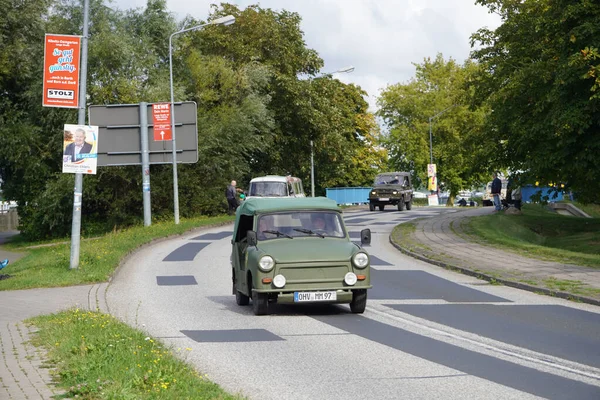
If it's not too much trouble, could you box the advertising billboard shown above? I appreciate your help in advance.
[43,34,81,108]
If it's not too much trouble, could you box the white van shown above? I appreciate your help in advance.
[247,175,305,198]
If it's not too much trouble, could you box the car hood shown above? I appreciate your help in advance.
[256,238,361,263]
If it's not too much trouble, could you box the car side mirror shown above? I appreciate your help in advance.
[247,231,257,247]
[360,228,371,246]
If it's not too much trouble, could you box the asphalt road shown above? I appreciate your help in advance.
[106,207,600,400]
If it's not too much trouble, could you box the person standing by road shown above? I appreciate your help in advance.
[491,172,502,212]
[226,180,239,215]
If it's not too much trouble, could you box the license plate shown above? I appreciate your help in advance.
[294,291,337,302]
[379,197,389,201]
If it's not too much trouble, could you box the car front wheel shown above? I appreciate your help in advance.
[350,289,367,313]
[369,202,375,211]
[236,290,250,306]
[397,198,405,211]
[252,290,269,315]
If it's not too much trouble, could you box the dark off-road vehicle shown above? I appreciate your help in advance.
[368,172,414,211]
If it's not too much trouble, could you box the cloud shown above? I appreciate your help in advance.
[113,0,501,109]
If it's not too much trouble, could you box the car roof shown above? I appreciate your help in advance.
[236,197,340,216]
[249,175,303,183]
[233,197,340,238]
[376,172,409,176]
[250,175,287,183]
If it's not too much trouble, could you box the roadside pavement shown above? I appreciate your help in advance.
[0,284,109,399]
[0,230,110,399]
[1,206,599,398]
[0,231,25,267]
[390,206,600,306]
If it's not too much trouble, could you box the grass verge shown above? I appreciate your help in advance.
[390,222,431,253]
[28,309,243,399]
[465,204,600,268]
[0,215,233,291]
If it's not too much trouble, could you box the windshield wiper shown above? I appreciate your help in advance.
[293,228,325,238]
[263,230,293,239]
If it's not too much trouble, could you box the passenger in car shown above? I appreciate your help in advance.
[257,217,274,240]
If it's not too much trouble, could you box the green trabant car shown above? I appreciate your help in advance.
[231,197,372,315]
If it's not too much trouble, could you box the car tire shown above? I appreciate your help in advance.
[350,289,367,313]
[236,290,250,306]
[369,202,375,211]
[252,290,269,315]
[406,200,412,210]
[397,198,405,211]
[378,205,384,211]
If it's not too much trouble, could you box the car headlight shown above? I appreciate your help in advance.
[273,274,286,288]
[352,252,369,268]
[344,272,357,286]
[392,191,398,194]
[371,191,376,195]
[258,255,275,272]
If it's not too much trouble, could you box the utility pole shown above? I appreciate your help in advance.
[69,0,90,269]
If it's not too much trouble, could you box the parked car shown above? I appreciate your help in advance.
[231,197,372,315]
[368,172,414,211]
[247,175,305,198]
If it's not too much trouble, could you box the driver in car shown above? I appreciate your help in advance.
[311,214,339,236]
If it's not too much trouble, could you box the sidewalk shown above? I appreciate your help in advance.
[0,229,111,399]
[390,206,600,306]
[0,231,25,267]
[0,283,109,399]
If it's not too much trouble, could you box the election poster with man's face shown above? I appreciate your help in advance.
[62,124,99,174]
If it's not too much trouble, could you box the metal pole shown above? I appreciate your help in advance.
[69,0,90,270]
[308,66,354,199]
[429,117,433,165]
[168,34,180,224]
[310,140,315,197]
[167,16,235,225]
[140,102,151,226]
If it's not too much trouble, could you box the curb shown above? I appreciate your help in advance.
[388,236,600,307]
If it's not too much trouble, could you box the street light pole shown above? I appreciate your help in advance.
[310,140,314,197]
[310,66,355,197]
[429,117,434,166]
[169,15,235,223]
[69,0,90,270]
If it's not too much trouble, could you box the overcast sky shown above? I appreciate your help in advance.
[113,0,501,109]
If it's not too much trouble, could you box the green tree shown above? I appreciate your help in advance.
[471,0,600,203]
[1,0,180,239]
[377,54,489,203]
[197,4,382,195]
[1,1,383,239]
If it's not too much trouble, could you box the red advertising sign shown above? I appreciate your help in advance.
[42,34,81,108]
[152,103,172,141]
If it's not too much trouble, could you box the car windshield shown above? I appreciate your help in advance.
[257,211,345,240]
[374,174,400,185]
[249,182,288,197]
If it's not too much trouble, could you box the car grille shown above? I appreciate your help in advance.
[373,189,394,196]
[277,263,350,290]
